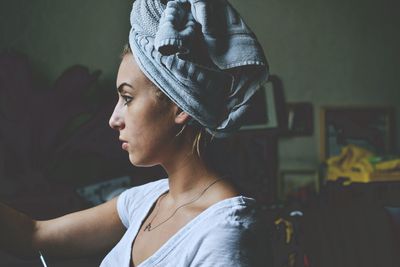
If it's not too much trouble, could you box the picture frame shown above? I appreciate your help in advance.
[240,81,282,131]
[320,106,395,161]
[279,169,319,202]
[285,102,314,136]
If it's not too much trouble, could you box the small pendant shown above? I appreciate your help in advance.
[144,223,152,232]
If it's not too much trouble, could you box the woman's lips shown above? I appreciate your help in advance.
[122,142,129,150]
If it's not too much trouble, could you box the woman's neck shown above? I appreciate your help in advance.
[161,148,220,205]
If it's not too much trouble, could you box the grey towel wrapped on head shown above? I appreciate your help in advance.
[129,0,268,137]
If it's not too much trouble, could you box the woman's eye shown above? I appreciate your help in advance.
[121,95,133,105]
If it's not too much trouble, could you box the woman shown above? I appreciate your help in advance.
[0,0,268,266]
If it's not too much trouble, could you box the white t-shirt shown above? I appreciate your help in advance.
[100,179,266,267]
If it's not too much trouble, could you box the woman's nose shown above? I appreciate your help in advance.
[109,106,125,131]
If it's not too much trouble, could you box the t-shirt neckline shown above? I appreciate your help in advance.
[130,179,255,267]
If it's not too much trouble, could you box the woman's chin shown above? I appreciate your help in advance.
[128,153,154,167]
[128,154,140,166]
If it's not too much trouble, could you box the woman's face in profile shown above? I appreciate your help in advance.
[109,53,176,167]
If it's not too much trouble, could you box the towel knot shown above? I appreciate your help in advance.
[129,0,269,137]
[155,0,197,56]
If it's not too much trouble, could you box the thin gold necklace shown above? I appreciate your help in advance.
[143,178,223,232]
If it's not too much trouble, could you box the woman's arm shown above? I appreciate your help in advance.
[0,197,126,259]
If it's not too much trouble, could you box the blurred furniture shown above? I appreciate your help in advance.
[301,180,400,267]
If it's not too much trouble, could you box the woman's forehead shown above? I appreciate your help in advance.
[116,54,152,90]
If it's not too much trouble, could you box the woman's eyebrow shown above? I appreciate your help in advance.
[117,82,134,93]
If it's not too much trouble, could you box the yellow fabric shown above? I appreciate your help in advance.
[326,145,400,183]
[375,159,400,172]
[274,218,294,244]
[326,145,374,172]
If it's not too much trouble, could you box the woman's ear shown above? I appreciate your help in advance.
[173,106,191,124]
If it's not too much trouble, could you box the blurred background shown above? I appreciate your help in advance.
[1,0,399,266]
